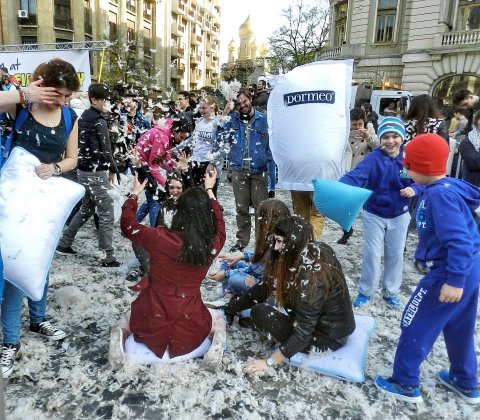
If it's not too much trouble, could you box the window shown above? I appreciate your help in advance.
[334,1,348,46]
[144,28,151,55]
[54,0,72,29]
[375,0,398,43]
[127,0,136,14]
[109,11,118,39]
[433,74,480,107]
[144,0,153,20]
[84,0,92,35]
[19,0,37,24]
[127,20,136,43]
[457,0,480,31]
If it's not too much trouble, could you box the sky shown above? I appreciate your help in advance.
[218,0,319,64]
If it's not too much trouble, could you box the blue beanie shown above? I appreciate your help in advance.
[377,117,406,141]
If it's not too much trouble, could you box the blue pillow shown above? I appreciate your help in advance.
[285,314,376,382]
[312,179,372,231]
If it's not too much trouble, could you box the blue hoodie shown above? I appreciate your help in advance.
[339,147,419,218]
[415,178,480,288]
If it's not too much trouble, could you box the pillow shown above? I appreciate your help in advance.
[0,147,85,300]
[312,178,372,231]
[285,314,376,382]
[268,60,353,191]
[125,335,212,365]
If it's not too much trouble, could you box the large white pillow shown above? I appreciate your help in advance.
[285,314,376,382]
[0,147,85,300]
[268,60,353,191]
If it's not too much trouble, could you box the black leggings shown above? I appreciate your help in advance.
[250,303,347,353]
[190,161,219,195]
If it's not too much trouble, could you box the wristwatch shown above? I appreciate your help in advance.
[266,357,275,367]
[52,163,61,176]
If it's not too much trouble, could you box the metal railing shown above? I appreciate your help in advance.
[0,40,111,52]
[318,46,341,60]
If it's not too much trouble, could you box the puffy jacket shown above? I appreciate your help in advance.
[222,111,272,173]
[225,242,355,358]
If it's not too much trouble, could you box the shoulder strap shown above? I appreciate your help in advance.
[62,106,73,138]
[2,107,30,163]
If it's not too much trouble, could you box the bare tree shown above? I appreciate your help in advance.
[268,0,330,73]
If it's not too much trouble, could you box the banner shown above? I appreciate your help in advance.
[0,50,91,91]
[268,60,353,191]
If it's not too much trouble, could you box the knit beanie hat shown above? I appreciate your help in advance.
[402,133,449,176]
[377,117,406,141]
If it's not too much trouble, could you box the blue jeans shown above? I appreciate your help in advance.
[0,251,4,303]
[221,260,260,296]
[359,211,410,297]
[1,278,49,345]
[136,191,161,227]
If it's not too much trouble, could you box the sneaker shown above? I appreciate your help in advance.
[229,243,244,253]
[353,293,371,308]
[56,246,76,255]
[337,228,353,245]
[203,329,226,372]
[30,320,68,341]
[126,268,143,282]
[438,370,480,404]
[374,376,423,403]
[0,344,22,378]
[101,259,121,268]
[204,294,233,309]
[415,260,429,274]
[383,296,402,309]
[108,327,126,370]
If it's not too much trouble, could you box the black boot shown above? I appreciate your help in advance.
[337,228,353,245]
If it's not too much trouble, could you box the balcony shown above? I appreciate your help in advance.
[171,45,179,57]
[54,16,73,30]
[178,46,185,55]
[437,29,480,47]
[318,46,341,60]
[186,9,195,21]
[171,67,179,79]
[172,0,185,14]
[206,59,215,70]
[212,25,219,34]
[190,32,202,46]
[178,63,185,75]
[190,53,199,66]
[171,22,179,35]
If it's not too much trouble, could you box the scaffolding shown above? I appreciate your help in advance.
[0,40,112,52]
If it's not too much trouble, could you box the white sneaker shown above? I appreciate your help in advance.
[203,330,226,372]
[108,327,126,370]
[0,344,22,378]
[204,294,233,309]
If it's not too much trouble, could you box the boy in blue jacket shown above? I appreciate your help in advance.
[340,117,420,308]
[375,133,480,404]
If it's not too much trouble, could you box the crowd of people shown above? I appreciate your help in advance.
[0,58,479,408]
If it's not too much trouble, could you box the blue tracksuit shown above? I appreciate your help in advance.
[393,178,480,388]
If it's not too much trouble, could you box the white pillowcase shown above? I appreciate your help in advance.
[0,147,85,300]
[125,335,212,365]
[286,314,376,382]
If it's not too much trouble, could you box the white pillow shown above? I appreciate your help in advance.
[285,314,376,382]
[268,60,353,191]
[0,147,85,300]
[125,335,212,365]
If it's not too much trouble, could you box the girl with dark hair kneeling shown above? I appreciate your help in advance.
[224,216,356,376]
[109,168,227,370]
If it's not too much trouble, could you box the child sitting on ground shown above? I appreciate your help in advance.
[340,117,421,309]
[375,133,480,405]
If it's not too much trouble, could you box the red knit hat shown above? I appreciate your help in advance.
[403,133,450,176]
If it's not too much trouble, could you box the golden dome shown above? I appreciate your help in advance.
[228,38,236,51]
[239,14,255,37]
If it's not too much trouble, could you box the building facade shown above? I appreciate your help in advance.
[319,0,480,106]
[0,0,221,91]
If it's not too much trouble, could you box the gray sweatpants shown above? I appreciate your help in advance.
[59,170,115,260]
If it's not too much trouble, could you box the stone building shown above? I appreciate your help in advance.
[0,0,221,91]
[221,14,269,86]
[319,0,480,106]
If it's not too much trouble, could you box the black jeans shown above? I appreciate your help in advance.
[250,303,347,354]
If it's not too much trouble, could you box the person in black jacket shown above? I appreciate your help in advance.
[224,216,356,376]
[57,83,121,266]
[459,110,480,187]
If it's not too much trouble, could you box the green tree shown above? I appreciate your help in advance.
[268,0,330,72]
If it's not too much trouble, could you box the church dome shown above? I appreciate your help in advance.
[228,38,236,51]
[239,14,255,37]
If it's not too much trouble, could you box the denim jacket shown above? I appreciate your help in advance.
[221,111,272,173]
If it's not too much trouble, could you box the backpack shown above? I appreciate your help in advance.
[0,106,73,169]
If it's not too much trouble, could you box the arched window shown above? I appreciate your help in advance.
[432,74,480,107]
